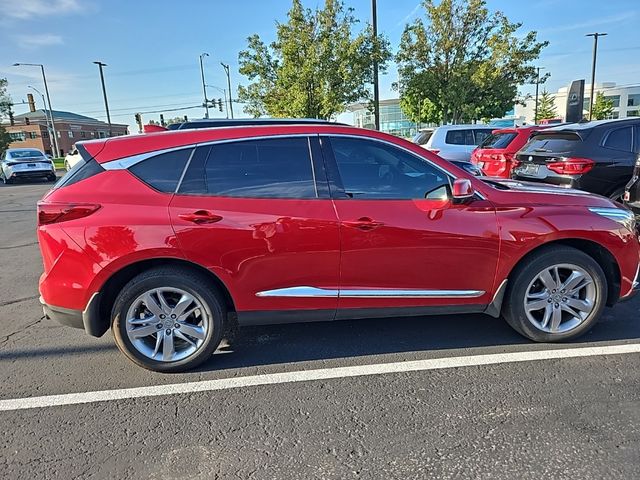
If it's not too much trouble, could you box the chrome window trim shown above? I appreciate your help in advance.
[256,286,485,299]
[319,133,487,201]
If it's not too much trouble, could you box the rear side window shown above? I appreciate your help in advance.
[413,130,433,145]
[603,127,632,152]
[129,148,192,193]
[445,129,474,145]
[520,133,580,155]
[478,132,517,149]
[54,147,104,189]
[474,129,492,145]
[179,137,317,198]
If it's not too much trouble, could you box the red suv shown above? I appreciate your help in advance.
[38,124,640,372]
[471,126,546,178]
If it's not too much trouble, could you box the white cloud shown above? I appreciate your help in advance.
[0,0,84,19]
[539,12,635,34]
[397,3,423,28]
[15,34,64,48]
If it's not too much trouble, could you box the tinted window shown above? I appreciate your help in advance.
[412,130,433,145]
[329,137,450,200]
[54,158,104,189]
[445,129,474,145]
[129,148,192,193]
[179,137,316,198]
[474,129,493,145]
[603,127,632,152]
[477,132,517,149]
[520,133,580,155]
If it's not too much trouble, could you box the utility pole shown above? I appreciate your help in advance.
[534,66,545,125]
[28,85,55,152]
[221,62,234,119]
[586,32,607,121]
[199,53,210,119]
[93,61,112,137]
[13,63,60,157]
[371,0,380,130]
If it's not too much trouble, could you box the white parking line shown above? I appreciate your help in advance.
[1,343,639,412]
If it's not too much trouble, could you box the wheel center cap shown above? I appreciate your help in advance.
[163,319,174,329]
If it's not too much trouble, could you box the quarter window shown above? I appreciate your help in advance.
[328,137,450,200]
[178,137,317,198]
[603,127,632,152]
[445,129,474,145]
[129,148,193,193]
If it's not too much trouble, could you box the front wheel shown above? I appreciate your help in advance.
[502,246,607,342]
[112,267,226,372]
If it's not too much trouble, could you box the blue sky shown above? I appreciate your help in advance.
[1,0,639,131]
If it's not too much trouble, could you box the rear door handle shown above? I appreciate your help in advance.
[178,210,223,224]
[342,217,384,231]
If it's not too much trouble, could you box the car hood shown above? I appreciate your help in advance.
[481,178,618,208]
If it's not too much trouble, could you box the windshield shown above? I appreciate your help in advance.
[8,150,45,159]
[412,130,433,145]
[478,132,517,149]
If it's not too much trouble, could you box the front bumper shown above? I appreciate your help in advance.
[620,263,640,302]
[40,292,106,337]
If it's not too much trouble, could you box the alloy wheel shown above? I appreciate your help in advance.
[524,263,597,334]
[125,287,210,362]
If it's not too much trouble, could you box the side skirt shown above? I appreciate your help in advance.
[237,304,487,327]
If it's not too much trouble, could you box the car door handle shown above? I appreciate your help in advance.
[178,210,223,224]
[342,217,384,231]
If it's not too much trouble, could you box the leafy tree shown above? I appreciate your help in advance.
[396,0,548,124]
[591,92,614,120]
[535,90,557,122]
[0,78,13,153]
[237,0,391,119]
[149,116,186,126]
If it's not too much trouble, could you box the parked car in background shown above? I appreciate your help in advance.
[415,125,495,163]
[513,118,640,202]
[64,146,83,171]
[38,123,639,372]
[471,126,547,178]
[1,148,56,184]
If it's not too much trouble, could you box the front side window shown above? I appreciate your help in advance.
[603,127,632,152]
[129,148,193,193]
[328,136,450,200]
[179,137,317,198]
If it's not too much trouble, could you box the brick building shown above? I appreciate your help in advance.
[2,110,128,156]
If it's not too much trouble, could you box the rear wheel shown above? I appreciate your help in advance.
[502,246,607,342]
[111,267,226,372]
[1,171,11,184]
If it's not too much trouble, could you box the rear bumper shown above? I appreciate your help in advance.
[40,292,106,337]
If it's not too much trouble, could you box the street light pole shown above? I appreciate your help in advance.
[586,32,607,121]
[199,53,210,119]
[28,85,54,153]
[221,63,234,119]
[371,0,380,130]
[93,61,112,137]
[13,63,60,157]
[534,66,545,125]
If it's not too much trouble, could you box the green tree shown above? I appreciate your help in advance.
[591,92,614,120]
[0,78,13,153]
[237,0,391,119]
[396,0,548,124]
[535,90,557,122]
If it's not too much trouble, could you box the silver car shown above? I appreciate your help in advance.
[1,148,57,184]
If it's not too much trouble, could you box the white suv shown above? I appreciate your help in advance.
[413,125,494,162]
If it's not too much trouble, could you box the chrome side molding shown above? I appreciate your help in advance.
[256,286,485,299]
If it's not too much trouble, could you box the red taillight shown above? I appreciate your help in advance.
[37,202,101,226]
[547,157,595,175]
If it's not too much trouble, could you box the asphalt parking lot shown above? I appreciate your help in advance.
[1,181,640,479]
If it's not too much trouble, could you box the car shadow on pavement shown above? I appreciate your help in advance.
[0,343,118,361]
[195,298,640,373]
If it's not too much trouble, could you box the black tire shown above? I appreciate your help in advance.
[1,172,11,185]
[502,246,607,342]
[111,267,226,372]
[47,174,57,182]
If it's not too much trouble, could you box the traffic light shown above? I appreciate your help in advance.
[218,98,223,112]
[160,114,165,127]
[183,115,188,122]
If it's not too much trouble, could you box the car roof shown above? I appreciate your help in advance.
[171,118,345,130]
[547,117,640,132]
[6,148,45,152]
[433,124,493,130]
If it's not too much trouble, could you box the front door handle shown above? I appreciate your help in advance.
[342,217,384,231]
[178,210,223,224]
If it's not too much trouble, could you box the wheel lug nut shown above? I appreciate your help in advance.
[547,299,552,303]
[175,323,180,329]
[166,329,172,335]
[160,314,165,319]
[554,303,559,308]
[156,324,162,329]
[562,297,567,302]
[171,314,176,319]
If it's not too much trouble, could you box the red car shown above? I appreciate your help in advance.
[38,123,640,372]
[471,126,546,178]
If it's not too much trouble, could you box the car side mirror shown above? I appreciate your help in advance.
[451,178,475,202]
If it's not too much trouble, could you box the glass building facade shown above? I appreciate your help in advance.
[350,99,423,139]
